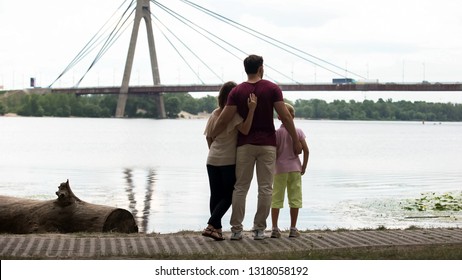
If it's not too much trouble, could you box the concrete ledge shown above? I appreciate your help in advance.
[1,228,461,259]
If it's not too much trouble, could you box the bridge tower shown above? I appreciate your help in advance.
[115,0,166,118]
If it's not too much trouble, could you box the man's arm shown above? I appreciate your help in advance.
[274,101,302,155]
[210,105,237,139]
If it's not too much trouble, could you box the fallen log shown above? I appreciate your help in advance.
[0,180,138,234]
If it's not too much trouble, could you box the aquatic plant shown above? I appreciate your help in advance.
[403,191,462,212]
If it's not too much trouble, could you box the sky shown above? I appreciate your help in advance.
[1,0,462,102]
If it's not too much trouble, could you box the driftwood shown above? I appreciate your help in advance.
[0,180,138,234]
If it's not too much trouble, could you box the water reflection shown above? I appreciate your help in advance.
[124,168,156,233]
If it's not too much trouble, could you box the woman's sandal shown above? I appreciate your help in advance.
[202,227,225,241]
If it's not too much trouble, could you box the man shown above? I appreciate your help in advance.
[211,54,302,240]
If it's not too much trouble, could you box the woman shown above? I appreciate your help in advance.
[202,81,257,240]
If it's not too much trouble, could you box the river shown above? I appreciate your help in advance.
[1,117,461,233]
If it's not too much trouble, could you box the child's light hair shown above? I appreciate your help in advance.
[285,103,295,118]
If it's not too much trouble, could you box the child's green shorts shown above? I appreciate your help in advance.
[271,171,303,208]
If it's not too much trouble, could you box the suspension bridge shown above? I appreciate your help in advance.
[41,0,462,118]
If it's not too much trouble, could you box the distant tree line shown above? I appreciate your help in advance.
[1,91,462,121]
[292,98,462,121]
[0,92,217,118]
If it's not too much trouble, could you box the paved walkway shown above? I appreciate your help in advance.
[1,228,461,259]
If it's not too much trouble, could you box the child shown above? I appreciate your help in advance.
[271,103,309,238]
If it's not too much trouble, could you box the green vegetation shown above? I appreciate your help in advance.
[0,91,217,118]
[0,100,5,115]
[292,98,462,121]
[403,191,462,212]
[1,91,462,121]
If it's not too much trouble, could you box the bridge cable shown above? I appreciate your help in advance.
[151,0,297,83]
[180,0,357,79]
[74,18,133,87]
[150,11,223,83]
[151,16,204,84]
[181,0,367,80]
[75,4,136,87]
[49,0,134,87]
[151,1,242,60]
[152,0,296,83]
[49,0,135,87]
[180,0,343,78]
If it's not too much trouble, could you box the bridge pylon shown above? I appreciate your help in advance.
[115,0,166,118]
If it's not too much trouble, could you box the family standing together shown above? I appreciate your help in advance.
[203,54,310,241]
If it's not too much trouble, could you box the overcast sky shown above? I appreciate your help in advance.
[1,0,461,101]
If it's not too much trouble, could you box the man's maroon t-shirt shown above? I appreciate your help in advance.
[226,80,284,147]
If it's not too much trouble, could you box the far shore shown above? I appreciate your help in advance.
[1,113,19,117]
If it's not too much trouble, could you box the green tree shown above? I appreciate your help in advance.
[361,100,377,119]
[299,105,313,118]
[311,99,329,119]
[164,96,181,118]
[338,106,352,120]
[99,96,118,116]
[294,99,313,118]
[197,95,217,113]
[181,95,199,114]
[82,103,102,117]
[0,102,4,115]
[377,98,391,119]
[19,94,44,116]
[3,90,462,121]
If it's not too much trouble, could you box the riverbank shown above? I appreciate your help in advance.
[1,227,461,259]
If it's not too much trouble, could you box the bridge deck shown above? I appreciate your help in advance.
[47,83,462,95]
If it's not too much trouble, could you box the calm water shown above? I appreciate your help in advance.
[1,117,461,233]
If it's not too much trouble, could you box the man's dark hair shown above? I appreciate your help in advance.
[244,55,263,74]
